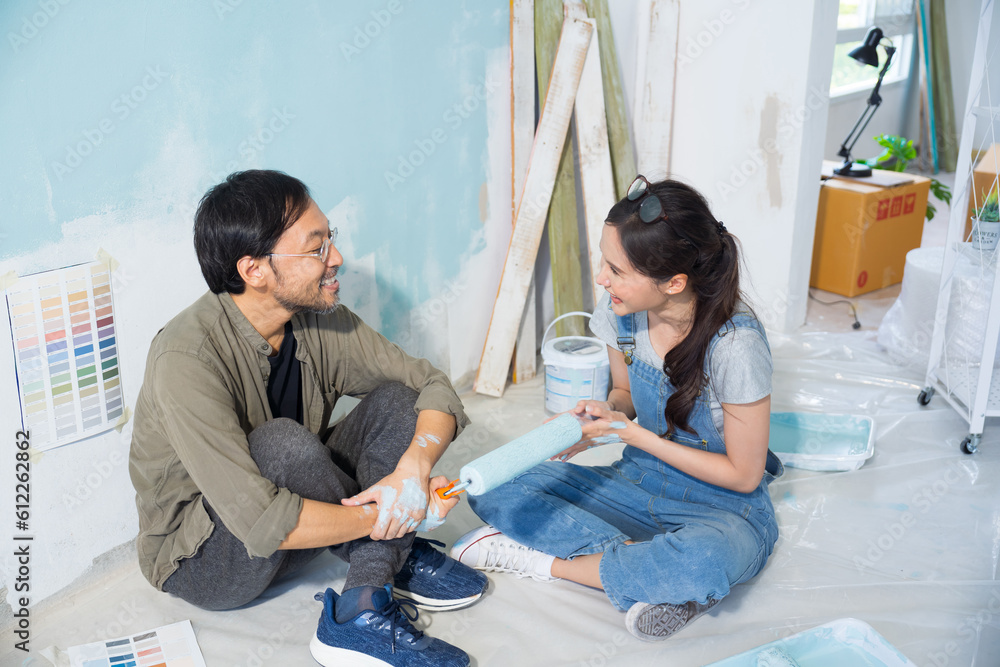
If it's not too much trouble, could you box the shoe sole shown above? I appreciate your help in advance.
[393,589,483,611]
[625,599,719,642]
[309,632,393,667]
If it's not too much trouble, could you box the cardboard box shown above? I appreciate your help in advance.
[965,144,1000,239]
[811,163,930,297]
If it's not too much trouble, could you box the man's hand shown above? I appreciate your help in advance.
[342,409,457,540]
[342,460,430,540]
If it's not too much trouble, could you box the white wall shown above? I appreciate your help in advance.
[596,0,840,333]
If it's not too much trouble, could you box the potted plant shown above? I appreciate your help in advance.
[862,134,952,221]
[972,186,1000,251]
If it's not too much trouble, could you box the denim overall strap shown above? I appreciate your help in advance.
[613,301,637,367]
[613,309,663,434]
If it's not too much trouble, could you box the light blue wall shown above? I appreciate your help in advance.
[1,0,506,340]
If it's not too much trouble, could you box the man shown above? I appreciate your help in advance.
[129,170,483,667]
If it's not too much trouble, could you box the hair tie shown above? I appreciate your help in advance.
[716,221,727,235]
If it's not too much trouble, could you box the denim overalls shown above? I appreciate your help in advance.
[468,309,782,611]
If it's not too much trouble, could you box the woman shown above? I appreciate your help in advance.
[453,176,783,641]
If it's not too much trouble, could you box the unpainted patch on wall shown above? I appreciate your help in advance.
[479,182,489,223]
[759,95,783,208]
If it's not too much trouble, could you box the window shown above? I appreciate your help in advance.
[830,0,916,97]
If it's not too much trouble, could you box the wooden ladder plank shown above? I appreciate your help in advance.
[584,0,637,200]
[474,16,594,397]
[537,0,585,338]
[574,17,617,306]
[633,0,679,177]
[511,0,538,383]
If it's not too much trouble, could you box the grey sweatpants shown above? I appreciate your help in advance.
[162,382,419,611]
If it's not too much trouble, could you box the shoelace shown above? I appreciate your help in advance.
[409,537,447,573]
[481,538,538,578]
[376,597,422,654]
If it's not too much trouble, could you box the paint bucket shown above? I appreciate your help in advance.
[541,311,610,414]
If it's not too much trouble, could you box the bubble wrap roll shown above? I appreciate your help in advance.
[459,414,583,495]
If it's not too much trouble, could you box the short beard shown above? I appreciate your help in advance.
[271,261,341,314]
[275,288,341,315]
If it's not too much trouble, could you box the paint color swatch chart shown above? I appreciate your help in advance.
[67,620,207,667]
[6,261,124,450]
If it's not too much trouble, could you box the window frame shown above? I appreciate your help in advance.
[830,1,917,99]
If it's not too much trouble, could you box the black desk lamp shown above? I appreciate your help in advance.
[834,27,897,177]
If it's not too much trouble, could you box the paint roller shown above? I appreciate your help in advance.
[436,413,583,498]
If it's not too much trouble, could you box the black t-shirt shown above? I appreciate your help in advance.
[267,322,303,423]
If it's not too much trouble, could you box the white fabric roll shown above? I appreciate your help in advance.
[878,247,943,368]
[878,245,1000,378]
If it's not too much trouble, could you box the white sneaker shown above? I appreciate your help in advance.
[450,525,558,582]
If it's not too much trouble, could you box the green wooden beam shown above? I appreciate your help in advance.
[536,0,585,338]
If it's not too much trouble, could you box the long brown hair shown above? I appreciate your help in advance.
[605,178,744,435]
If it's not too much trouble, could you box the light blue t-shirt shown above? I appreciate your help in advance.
[588,293,772,433]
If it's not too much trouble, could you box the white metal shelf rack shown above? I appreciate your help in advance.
[922,0,999,453]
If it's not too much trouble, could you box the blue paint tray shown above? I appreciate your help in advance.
[768,412,875,472]
[707,617,916,666]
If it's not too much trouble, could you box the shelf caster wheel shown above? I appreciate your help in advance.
[961,434,980,455]
[918,387,935,406]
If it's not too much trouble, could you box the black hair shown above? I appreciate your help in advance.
[193,169,312,294]
[605,178,745,435]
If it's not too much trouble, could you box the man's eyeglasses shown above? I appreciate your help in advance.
[268,228,338,263]
[626,175,668,225]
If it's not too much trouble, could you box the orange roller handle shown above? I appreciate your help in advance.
[436,479,467,499]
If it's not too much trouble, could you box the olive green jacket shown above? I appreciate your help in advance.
[129,291,469,590]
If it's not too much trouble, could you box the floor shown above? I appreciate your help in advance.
[10,179,1000,666]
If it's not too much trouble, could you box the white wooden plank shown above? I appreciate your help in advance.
[574,17,617,306]
[631,0,651,160]
[634,0,679,178]
[475,16,594,397]
[564,0,586,19]
[511,0,537,384]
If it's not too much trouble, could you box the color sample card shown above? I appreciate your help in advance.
[67,620,206,667]
[5,261,124,450]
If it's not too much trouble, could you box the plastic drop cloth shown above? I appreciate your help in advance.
[10,329,1000,667]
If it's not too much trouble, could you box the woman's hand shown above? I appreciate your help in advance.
[551,400,632,461]
[541,401,598,424]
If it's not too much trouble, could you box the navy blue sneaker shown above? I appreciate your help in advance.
[393,538,488,611]
[310,586,469,667]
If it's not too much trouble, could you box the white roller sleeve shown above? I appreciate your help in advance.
[459,414,584,495]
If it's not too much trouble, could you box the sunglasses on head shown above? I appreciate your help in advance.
[626,176,729,236]
[626,175,667,224]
